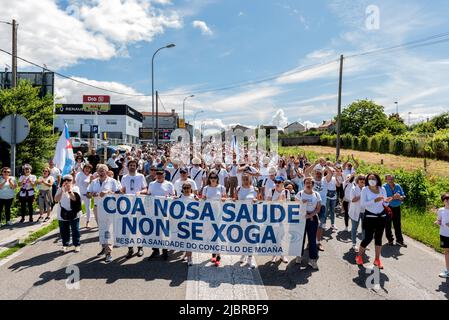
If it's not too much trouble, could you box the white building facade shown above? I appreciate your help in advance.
[55,104,143,144]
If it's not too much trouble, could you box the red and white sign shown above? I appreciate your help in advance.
[83,95,111,112]
[83,95,111,104]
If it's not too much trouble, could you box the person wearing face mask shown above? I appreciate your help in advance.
[356,174,393,269]
[295,177,321,270]
[349,175,366,251]
[384,174,407,247]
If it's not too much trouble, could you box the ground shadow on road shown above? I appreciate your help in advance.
[32,250,189,288]
[436,279,449,299]
[381,244,404,261]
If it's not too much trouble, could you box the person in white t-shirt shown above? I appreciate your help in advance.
[87,164,120,263]
[121,160,148,260]
[236,174,259,269]
[147,167,175,261]
[266,176,291,264]
[237,162,259,188]
[342,155,359,179]
[190,157,206,192]
[202,172,227,267]
[294,177,321,270]
[349,175,366,250]
[261,167,277,200]
[75,164,94,228]
[435,193,449,278]
[179,182,199,266]
[210,159,229,191]
[36,167,54,222]
[227,159,239,198]
[18,164,37,223]
[174,167,197,197]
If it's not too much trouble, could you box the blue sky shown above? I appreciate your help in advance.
[1,0,449,129]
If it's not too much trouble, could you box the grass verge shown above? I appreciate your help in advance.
[0,219,59,260]
[402,207,443,253]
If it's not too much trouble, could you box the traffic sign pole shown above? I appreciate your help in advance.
[11,114,16,175]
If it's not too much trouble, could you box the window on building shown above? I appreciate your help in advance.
[106,120,117,125]
[128,121,131,126]
[64,119,74,125]
[84,119,94,125]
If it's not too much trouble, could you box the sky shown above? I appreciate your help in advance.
[1,0,449,131]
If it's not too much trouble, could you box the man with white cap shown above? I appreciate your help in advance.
[261,167,277,200]
[190,157,206,192]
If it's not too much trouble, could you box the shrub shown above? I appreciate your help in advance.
[352,136,360,150]
[393,169,429,208]
[393,137,405,155]
[359,135,369,151]
[341,134,353,149]
[369,136,379,152]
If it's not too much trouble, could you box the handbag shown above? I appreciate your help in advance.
[383,205,393,218]
[60,192,81,220]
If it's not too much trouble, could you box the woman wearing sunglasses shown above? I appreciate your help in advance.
[0,167,17,226]
[202,172,227,267]
[179,183,199,266]
[18,164,37,223]
[36,167,55,222]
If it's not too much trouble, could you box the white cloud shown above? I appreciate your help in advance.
[0,0,183,69]
[192,20,213,35]
[271,109,288,128]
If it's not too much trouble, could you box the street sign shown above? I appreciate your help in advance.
[178,119,186,129]
[0,114,30,145]
[83,95,111,112]
[91,125,99,134]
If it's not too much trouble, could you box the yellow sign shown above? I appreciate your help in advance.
[178,119,186,129]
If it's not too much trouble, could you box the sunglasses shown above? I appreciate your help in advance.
[156,172,164,175]
[275,181,283,184]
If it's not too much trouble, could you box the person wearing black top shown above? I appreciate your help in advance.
[87,149,101,172]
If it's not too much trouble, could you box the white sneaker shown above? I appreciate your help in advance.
[61,246,68,253]
[271,256,278,263]
[239,255,246,264]
[74,246,80,253]
[439,270,449,278]
[352,244,358,252]
[247,256,256,269]
[295,256,302,264]
[308,259,319,270]
[187,257,193,267]
[344,227,349,232]
[281,256,289,264]
[105,254,112,263]
[332,224,338,231]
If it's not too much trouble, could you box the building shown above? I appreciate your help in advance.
[318,120,337,133]
[1,71,54,98]
[284,122,306,134]
[141,110,180,143]
[55,104,143,144]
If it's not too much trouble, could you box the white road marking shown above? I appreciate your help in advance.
[186,252,268,300]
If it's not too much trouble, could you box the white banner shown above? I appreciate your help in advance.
[98,195,307,256]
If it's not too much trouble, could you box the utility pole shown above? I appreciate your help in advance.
[336,54,344,161]
[12,19,18,88]
[155,91,159,146]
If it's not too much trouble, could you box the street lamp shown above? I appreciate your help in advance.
[193,110,204,142]
[152,43,176,145]
[395,101,399,115]
[183,95,195,122]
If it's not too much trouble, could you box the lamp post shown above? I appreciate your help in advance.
[183,95,195,123]
[395,101,399,115]
[152,43,175,145]
[193,110,204,143]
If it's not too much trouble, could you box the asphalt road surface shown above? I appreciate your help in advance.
[0,213,448,300]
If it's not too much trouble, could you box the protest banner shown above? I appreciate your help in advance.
[98,195,307,257]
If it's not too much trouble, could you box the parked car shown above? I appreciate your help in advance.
[71,138,89,154]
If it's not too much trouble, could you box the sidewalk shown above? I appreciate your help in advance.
[0,210,57,255]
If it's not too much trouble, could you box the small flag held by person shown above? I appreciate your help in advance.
[53,123,75,176]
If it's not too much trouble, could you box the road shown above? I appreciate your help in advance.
[0,212,447,300]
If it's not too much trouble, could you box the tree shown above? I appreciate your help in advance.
[387,113,407,135]
[0,81,58,174]
[340,100,388,136]
[432,112,449,130]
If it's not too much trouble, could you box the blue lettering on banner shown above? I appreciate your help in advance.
[222,203,236,222]
[288,204,300,223]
